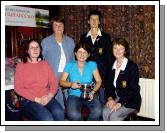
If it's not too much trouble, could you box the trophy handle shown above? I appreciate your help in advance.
[90,82,95,90]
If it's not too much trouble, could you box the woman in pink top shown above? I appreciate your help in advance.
[14,39,64,121]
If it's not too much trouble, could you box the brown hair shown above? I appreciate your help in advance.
[22,38,43,63]
[112,38,130,57]
[50,16,65,27]
[74,42,92,61]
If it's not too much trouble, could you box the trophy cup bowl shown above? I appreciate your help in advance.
[79,83,94,100]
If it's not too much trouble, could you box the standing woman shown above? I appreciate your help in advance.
[60,43,102,121]
[103,38,141,121]
[14,39,64,121]
[41,16,75,110]
[79,10,115,104]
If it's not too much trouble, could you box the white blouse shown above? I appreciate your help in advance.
[57,42,66,72]
[112,57,128,87]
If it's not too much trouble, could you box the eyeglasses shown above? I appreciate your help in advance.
[29,46,40,50]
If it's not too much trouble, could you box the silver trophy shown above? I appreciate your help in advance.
[79,82,95,100]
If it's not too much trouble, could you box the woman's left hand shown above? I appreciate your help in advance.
[88,93,94,101]
[112,103,121,112]
[40,95,49,106]
[41,94,52,106]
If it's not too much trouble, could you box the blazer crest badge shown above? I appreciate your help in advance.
[122,80,127,88]
[98,48,103,55]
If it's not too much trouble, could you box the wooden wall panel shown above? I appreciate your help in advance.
[5,5,155,78]
[60,5,155,78]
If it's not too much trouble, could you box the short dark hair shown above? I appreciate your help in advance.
[50,16,65,27]
[112,38,130,57]
[88,10,101,21]
[74,42,92,61]
[22,38,43,63]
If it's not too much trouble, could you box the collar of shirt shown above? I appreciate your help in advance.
[57,42,62,45]
[112,57,128,71]
[86,29,102,37]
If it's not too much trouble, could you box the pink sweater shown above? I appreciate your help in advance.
[14,60,58,102]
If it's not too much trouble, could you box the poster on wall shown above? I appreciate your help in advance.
[5,5,49,28]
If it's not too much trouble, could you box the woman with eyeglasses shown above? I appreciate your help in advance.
[14,38,64,121]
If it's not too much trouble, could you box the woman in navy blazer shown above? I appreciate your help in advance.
[103,38,141,121]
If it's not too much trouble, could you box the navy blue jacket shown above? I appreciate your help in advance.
[80,31,115,83]
[105,60,141,111]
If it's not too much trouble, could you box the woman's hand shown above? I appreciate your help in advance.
[106,99,122,112]
[40,93,53,106]
[35,97,41,104]
[88,93,93,101]
[71,82,81,89]
[40,95,50,106]
[88,90,95,101]
[106,99,117,109]
[35,93,54,106]
[111,103,121,112]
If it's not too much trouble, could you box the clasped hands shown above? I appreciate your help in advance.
[35,93,53,106]
[106,99,121,112]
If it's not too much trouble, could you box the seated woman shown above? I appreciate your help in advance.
[14,38,64,121]
[59,42,102,121]
[103,38,141,121]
